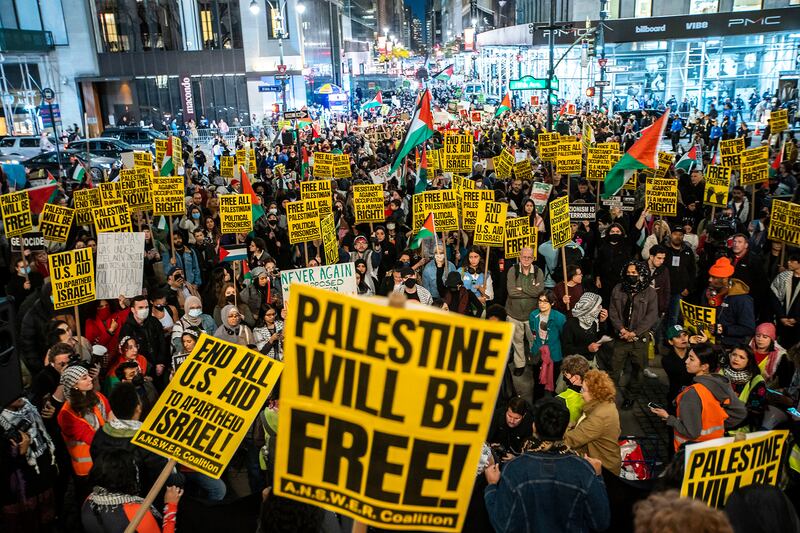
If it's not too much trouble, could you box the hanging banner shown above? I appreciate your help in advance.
[681,430,788,508]
[352,184,385,224]
[513,160,533,181]
[93,203,133,233]
[48,247,95,310]
[219,194,253,234]
[556,141,582,175]
[313,152,334,178]
[279,262,357,302]
[99,182,124,206]
[504,216,532,259]
[739,146,769,186]
[95,232,145,300]
[474,200,507,246]
[679,300,717,343]
[134,151,153,169]
[654,151,675,180]
[133,333,284,478]
[537,132,559,161]
[549,195,571,248]
[703,165,732,207]
[152,176,186,216]
[767,199,800,246]
[443,133,473,173]
[73,188,102,225]
[300,179,333,216]
[274,285,513,532]
[220,156,235,178]
[425,189,459,232]
[769,109,788,134]
[719,138,744,173]
[461,189,495,231]
[645,177,678,217]
[320,213,339,264]
[0,190,32,237]
[492,150,514,179]
[286,199,321,244]
[40,203,74,243]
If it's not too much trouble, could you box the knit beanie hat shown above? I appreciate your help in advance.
[60,364,89,402]
[755,322,776,340]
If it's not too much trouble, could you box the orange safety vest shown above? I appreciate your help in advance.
[673,382,729,451]
[63,402,107,476]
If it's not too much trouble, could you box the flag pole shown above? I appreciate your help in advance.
[74,305,84,359]
[561,247,570,311]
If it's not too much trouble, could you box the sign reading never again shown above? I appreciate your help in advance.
[274,285,513,531]
[133,333,283,478]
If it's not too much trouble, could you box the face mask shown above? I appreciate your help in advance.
[136,308,150,320]
[608,233,623,243]
[627,274,640,284]
[404,278,416,288]
[269,209,278,215]
[188,308,203,318]
[192,212,201,220]
[268,220,277,226]
[401,261,410,267]
[21,266,30,275]
[226,295,236,304]
[97,307,112,320]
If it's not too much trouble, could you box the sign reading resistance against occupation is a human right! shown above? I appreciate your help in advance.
[274,285,513,531]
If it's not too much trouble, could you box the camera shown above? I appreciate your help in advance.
[2,418,32,443]
[490,444,509,464]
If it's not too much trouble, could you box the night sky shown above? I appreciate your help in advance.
[406,0,426,26]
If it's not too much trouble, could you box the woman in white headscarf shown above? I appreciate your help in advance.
[561,292,609,362]
[213,304,253,346]
[171,296,217,355]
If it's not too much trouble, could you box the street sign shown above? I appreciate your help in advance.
[283,110,310,120]
[509,76,559,92]
[598,58,608,68]
[40,103,61,128]
[606,66,628,73]
[595,80,611,87]
[42,87,55,102]
[277,64,287,73]
[259,85,282,93]
[275,74,290,81]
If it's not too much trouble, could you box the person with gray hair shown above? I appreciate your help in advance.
[505,246,544,376]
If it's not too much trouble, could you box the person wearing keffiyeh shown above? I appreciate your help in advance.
[562,292,609,363]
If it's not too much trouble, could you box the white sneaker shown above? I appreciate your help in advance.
[643,369,658,379]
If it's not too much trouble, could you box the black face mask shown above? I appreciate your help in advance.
[226,295,236,304]
[608,233,623,243]
[404,278,416,289]
[627,274,640,284]
[154,304,165,311]
[268,220,277,226]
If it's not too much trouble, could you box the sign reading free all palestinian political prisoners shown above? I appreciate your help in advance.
[425,189,459,232]
[681,430,788,508]
[48,247,95,310]
[556,141,582,174]
[274,284,513,532]
[95,232,145,300]
[133,333,284,478]
[286,198,321,244]
[645,177,678,217]
[768,199,800,246]
[461,189,495,231]
[219,194,253,234]
[279,262,357,302]
[300,179,333,216]
[313,152,334,178]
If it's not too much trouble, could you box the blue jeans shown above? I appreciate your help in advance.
[183,471,227,501]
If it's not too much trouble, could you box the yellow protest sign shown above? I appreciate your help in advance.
[219,194,253,234]
[474,200,507,247]
[120,167,153,210]
[152,176,185,216]
[313,152,334,178]
[275,284,513,532]
[93,203,133,233]
[353,184,385,224]
[769,109,788,134]
[248,148,257,175]
[587,147,615,180]
[48,247,95,309]
[740,145,769,186]
[504,217,532,259]
[622,171,639,191]
[492,150,514,179]
[321,212,339,264]
[73,188,102,225]
[597,141,620,151]
[537,132,559,161]
[133,333,283,479]
[334,154,351,178]
[428,148,442,171]
[220,156,235,178]
[645,177,678,216]
[425,189,459,232]
[412,193,425,233]
[443,133,473,173]
[681,430,788,508]
[40,203,74,243]
[287,198,321,244]
[680,300,717,343]
[155,139,167,169]
[300,179,333,216]
[556,141,582,175]
[549,195,571,248]
[0,190,32,237]
[513,159,533,181]
[703,165,732,207]
[171,136,182,173]
[461,189,495,231]
[99,182,123,206]
[236,149,247,167]
[654,152,674,179]
[719,138,744,173]
[767,199,800,246]
[134,151,153,169]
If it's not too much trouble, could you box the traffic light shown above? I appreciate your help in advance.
[271,103,280,114]
[585,87,595,97]
[586,33,596,57]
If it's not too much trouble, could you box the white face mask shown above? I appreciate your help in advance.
[188,309,203,318]
[136,308,150,320]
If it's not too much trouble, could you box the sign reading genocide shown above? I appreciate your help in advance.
[93,203,133,233]
[96,232,144,300]
[0,190,32,237]
[504,216,532,259]
[274,285,513,532]
[681,430,788,508]
[133,151,153,169]
[645,177,678,217]
[474,200,507,247]
[152,176,186,216]
[719,138,744,173]
[740,145,769,186]
[556,141,582,174]
[461,189,495,231]
[133,333,284,478]
[654,151,674,180]
[220,156,235,178]
[314,152,334,178]
[513,159,533,181]
[703,165,732,207]
[537,132,559,161]
[219,194,253,234]
[767,199,800,246]
[769,109,788,134]
[569,203,596,221]
[10,233,45,251]
[425,189,459,232]
[443,133,473,173]
[492,150,514,179]
[279,262,357,302]
[549,195,571,248]
[99,182,123,206]
[680,300,717,343]
[73,188,102,225]
[40,203,74,243]
[300,179,333,216]
[321,213,339,264]
[286,198,321,244]
[353,184,385,224]
[48,247,95,310]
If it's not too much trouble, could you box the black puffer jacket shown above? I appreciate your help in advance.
[20,283,55,374]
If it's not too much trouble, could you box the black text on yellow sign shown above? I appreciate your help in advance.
[321,213,339,264]
[549,195,571,248]
[93,203,133,233]
[645,177,678,217]
[48,247,95,310]
[134,151,153,168]
[460,189,494,231]
[152,176,186,216]
[537,132,559,161]
[287,199,321,244]
[133,333,284,479]
[680,300,717,343]
[426,189,459,232]
[249,148,257,175]
[719,138,744,173]
[314,152,334,178]
[443,134,473,173]
[654,152,674,180]
[769,109,788,134]
[556,141,582,175]
[473,200,507,247]
[504,217,532,260]
[99,182,123,206]
[219,194,253,234]
[353,184,385,224]
[703,165,732,208]
[768,199,800,246]
[492,150,514,179]
[120,168,153,210]
[740,145,769,186]
[40,203,75,243]
[0,190,32,237]
[300,179,334,216]
[73,188,102,225]
[220,156,235,178]
[681,430,788,508]
[513,159,533,181]
[274,285,513,532]
[155,139,167,169]
[334,154,352,179]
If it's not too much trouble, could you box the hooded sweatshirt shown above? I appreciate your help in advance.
[713,278,755,347]
[666,373,747,442]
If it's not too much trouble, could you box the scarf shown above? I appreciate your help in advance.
[619,260,652,294]
[522,437,575,455]
[87,487,162,521]
[108,418,142,431]
[538,348,554,392]
[0,398,57,474]
[722,366,752,385]
[571,292,602,331]
[181,295,203,327]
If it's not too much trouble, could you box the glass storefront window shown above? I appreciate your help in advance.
[197,0,242,50]
[689,0,718,14]
[634,0,651,18]
[732,0,761,10]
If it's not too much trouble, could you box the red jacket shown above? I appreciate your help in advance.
[85,308,130,361]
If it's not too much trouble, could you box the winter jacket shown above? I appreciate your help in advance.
[421,260,456,299]
[393,283,433,305]
[529,309,567,363]
[564,400,622,475]
[119,313,170,368]
[663,242,696,295]
[666,373,747,443]
[505,264,545,321]
[609,285,659,338]
[561,317,602,360]
[20,288,55,374]
[714,279,755,347]
[166,246,202,286]
[649,266,671,316]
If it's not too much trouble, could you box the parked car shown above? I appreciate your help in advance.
[0,135,55,159]
[101,127,167,150]
[22,149,119,186]
[67,137,135,159]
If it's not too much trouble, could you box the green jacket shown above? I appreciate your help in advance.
[505,263,544,321]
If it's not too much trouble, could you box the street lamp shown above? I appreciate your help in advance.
[249,0,259,15]
[296,1,305,13]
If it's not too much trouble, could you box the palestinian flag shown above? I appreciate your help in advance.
[72,162,92,188]
[300,146,310,179]
[770,141,784,177]
[601,109,670,199]
[434,64,454,82]
[415,147,429,194]
[361,91,383,111]
[242,260,251,282]
[495,93,512,117]
[28,175,59,213]
[160,137,174,176]
[240,166,266,222]
[390,90,434,174]
[219,244,248,262]
[676,144,702,172]
[410,213,435,250]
